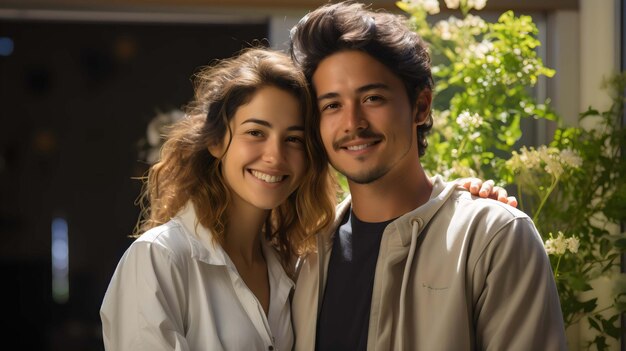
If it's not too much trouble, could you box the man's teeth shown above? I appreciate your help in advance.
[346,143,373,151]
[251,170,284,183]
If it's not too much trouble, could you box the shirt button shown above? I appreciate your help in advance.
[268,346,274,351]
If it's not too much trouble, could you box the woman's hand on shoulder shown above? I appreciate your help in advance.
[456,178,518,208]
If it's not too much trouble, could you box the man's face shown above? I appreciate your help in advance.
[312,50,423,185]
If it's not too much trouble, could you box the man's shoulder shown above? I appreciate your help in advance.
[436,187,540,245]
[434,189,545,265]
[450,188,530,221]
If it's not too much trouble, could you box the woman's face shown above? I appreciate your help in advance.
[210,85,307,211]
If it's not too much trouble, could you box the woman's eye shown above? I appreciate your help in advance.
[286,136,304,144]
[246,130,263,137]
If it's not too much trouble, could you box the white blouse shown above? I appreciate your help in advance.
[100,204,295,351]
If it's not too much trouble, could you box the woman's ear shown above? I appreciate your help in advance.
[413,88,433,126]
[207,140,224,159]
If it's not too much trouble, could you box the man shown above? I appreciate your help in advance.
[288,2,567,350]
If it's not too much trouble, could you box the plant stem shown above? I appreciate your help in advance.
[570,305,616,326]
[532,175,560,223]
[553,254,562,279]
[457,136,468,157]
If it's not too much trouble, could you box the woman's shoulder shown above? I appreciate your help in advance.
[130,220,192,263]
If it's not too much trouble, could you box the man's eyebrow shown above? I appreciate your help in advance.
[241,118,304,131]
[316,83,391,101]
[317,92,339,101]
[356,83,390,94]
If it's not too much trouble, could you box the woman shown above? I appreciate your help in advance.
[100,48,513,351]
[100,48,335,350]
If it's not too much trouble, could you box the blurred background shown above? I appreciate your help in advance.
[0,0,620,349]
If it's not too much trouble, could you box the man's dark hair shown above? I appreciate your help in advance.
[289,1,434,156]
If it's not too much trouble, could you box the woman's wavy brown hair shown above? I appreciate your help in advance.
[135,48,336,274]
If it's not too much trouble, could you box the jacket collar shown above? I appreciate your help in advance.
[318,195,352,251]
[325,175,460,247]
[392,175,459,246]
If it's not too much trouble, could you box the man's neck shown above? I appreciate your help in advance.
[348,162,432,223]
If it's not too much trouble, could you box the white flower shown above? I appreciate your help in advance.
[560,148,583,168]
[469,131,481,140]
[144,109,185,163]
[404,0,440,14]
[518,146,541,170]
[522,64,535,74]
[566,237,580,254]
[511,145,580,178]
[444,0,461,9]
[468,0,487,10]
[463,14,487,30]
[544,162,564,178]
[535,146,564,178]
[506,151,523,172]
[544,232,579,256]
[442,160,477,179]
[146,110,184,146]
[434,20,453,40]
[470,40,493,59]
[423,0,441,14]
[456,110,484,129]
[544,232,568,255]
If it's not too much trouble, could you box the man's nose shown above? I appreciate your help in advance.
[343,103,369,134]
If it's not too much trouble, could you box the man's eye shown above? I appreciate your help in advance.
[364,95,384,103]
[321,102,340,111]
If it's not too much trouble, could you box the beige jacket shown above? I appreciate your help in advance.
[292,175,566,351]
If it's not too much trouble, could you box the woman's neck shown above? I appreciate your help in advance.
[222,200,269,267]
[222,200,272,316]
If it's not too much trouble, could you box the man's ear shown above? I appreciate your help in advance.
[413,88,433,126]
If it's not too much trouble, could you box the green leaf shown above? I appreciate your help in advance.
[588,316,601,332]
[603,315,621,338]
[579,107,601,119]
[567,274,593,292]
[592,335,608,351]
[395,1,411,12]
[613,238,626,251]
[581,298,598,313]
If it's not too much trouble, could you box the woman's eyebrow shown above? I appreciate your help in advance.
[241,118,304,131]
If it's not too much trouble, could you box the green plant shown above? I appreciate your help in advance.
[505,76,626,349]
[397,0,626,349]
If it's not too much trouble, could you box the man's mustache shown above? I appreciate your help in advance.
[332,129,383,150]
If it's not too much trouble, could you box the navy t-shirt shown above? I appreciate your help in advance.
[315,210,395,351]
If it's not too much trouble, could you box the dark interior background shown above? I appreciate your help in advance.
[0,18,267,350]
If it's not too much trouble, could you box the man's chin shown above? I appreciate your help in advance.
[336,166,389,185]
